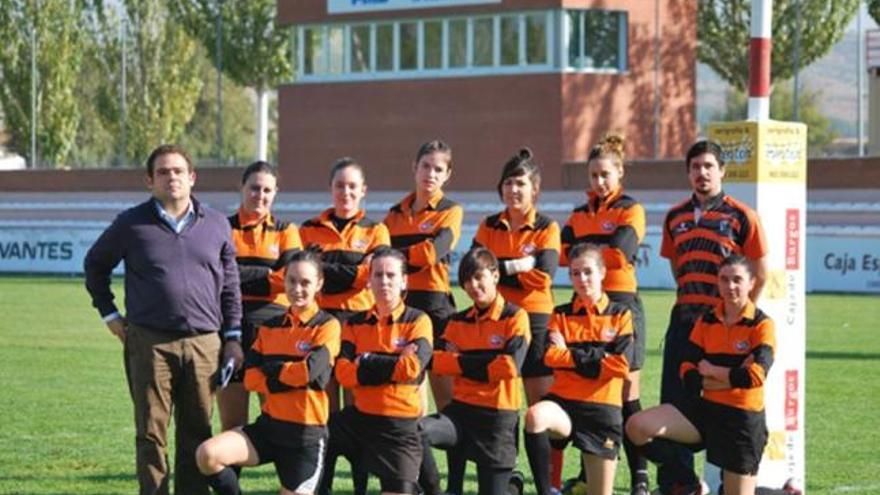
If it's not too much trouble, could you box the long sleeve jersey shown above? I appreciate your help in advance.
[680,302,775,412]
[544,293,632,407]
[560,188,646,295]
[229,208,302,308]
[299,208,390,312]
[384,192,463,294]
[335,303,433,419]
[243,303,340,425]
[473,208,560,315]
[432,295,530,411]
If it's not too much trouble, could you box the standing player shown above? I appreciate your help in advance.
[222,161,302,434]
[626,255,775,495]
[657,140,767,494]
[320,247,433,495]
[559,134,648,494]
[196,249,340,495]
[419,247,530,495]
[300,157,390,495]
[473,147,560,406]
[524,243,632,495]
[384,140,463,410]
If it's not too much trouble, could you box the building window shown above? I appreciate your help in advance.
[566,9,628,71]
[291,9,626,81]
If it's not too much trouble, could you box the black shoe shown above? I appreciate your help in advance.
[630,481,649,495]
[561,477,587,495]
[507,470,525,495]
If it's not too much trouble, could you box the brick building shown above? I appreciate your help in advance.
[276,0,696,190]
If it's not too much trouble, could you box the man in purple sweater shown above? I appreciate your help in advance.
[84,144,243,495]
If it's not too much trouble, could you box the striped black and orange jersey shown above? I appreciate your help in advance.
[243,303,341,426]
[661,193,767,309]
[335,302,433,419]
[299,208,390,313]
[560,188,646,294]
[432,295,530,411]
[384,192,463,294]
[544,293,632,407]
[680,302,775,412]
[229,208,302,307]
[473,209,560,315]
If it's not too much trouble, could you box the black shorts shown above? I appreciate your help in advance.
[675,398,768,475]
[406,290,456,349]
[442,401,519,468]
[544,394,622,460]
[242,415,327,492]
[233,302,287,383]
[329,407,422,487]
[522,312,553,378]
[607,292,646,371]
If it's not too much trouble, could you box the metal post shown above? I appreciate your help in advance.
[747,0,772,121]
[793,0,801,121]
[215,0,224,163]
[30,11,37,168]
[858,1,866,157]
[120,17,127,166]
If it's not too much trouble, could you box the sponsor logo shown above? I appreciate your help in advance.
[785,209,800,270]
[785,370,799,431]
[489,334,504,348]
[521,243,536,255]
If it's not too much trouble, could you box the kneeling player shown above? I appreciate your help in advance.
[196,249,341,495]
[524,243,633,495]
[419,247,530,495]
[626,255,775,495]
[321,247,433,495]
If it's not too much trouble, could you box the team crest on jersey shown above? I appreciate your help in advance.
[394,337,409,349]
[521,243,536,255]
[602,328,617,341]
[352,239,368,250]
[419,221,434,232]
[296,340,312,352]
[674,222,691,234]
[735,340,749,352]
[269,245,280,255]
[489,334,504,348]
[601,220,616,232]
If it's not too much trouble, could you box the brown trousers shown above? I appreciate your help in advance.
[124,325,220,495]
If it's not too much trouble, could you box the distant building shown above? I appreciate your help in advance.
[276,1,696,190]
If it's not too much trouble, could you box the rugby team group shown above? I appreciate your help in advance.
[83,136,776,495]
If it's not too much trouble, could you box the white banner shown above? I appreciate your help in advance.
[328,0,500,14]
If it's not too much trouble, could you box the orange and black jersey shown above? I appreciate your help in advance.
[299,208,390,312]
[544,294,633,407]
[243,303,341,426]
[680,302,775,412]
[473,209,560,315]
[661,192,767,309]
[432,295,530,412]
[335,303,433,419]
[560,189,646,294]
[384,192,463,294]
[229,209,303,307]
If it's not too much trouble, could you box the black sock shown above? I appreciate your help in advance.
[524,431,553,495]
[623,399,649,486]
[446,448,467,495]
[231,464,241,479]
[205,467,240,495]
[419,435,443,495]
[640,438,698,486]
[352,460,369,495]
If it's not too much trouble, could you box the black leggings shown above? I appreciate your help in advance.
[419,414,512,495]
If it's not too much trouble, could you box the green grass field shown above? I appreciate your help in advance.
[0,276,877,494]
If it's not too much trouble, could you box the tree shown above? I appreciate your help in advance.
[0,0,87,167]
[870,0,880,24]
[713,83,837,155]
[699,0,860,91]
[172,0,293,161]
[85,0,203,164]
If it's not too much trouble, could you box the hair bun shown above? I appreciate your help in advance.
[517,147,533,162]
